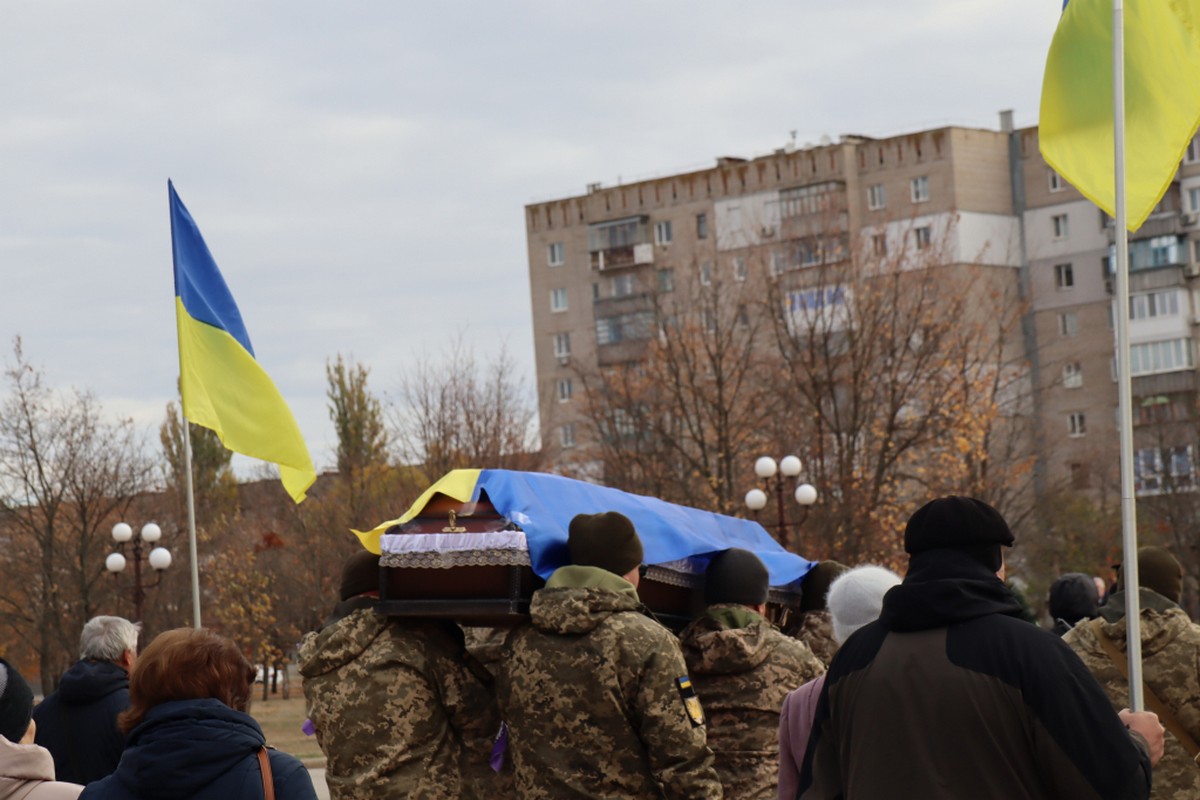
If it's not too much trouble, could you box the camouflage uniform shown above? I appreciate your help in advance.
[678,604,824,799]
[497,565,723,799]
[793,610,839,668]
[298,606,507,800]
[1063,588,1200,800]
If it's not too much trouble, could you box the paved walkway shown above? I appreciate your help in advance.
[307,767,330,800]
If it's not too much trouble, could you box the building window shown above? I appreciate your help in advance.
[1135,445,1196,494]
[1068,412,1087,437]
[872,233,888,257]
[910,176,930,203]
[867,184,886,210]
[1189,187,1200,213]
[1063,361,1083,388]
[557,378,573,402]
[1129,290,1180,320]
[611,274,636,298]
[1187,137,1200,164]
[592,282,600,301]
[548,242,564,266]
[700,261,713,286]
[1194,239,1200,264]
[657,268,674,293]
[654,220,673,245]
[1129,338,1194,375]
[779,182,841,218]
[1049,170,1064,192]
[1054,263,1075,289]
[770,251,786,276]
[733,257,747,282]
[1053,213,1069,239]
[913,226,932,249]
[736,304,750,328]
[696,213,708,239]
[1058,312,1078,337]
[550,288,568,312]
[553,332,571,358]
[596,312,653,345]
[559,424,576,449]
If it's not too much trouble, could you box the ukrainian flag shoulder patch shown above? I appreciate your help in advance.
[675,676,705,727]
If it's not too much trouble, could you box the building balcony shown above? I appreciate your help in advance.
[590,243,653,271]
[596,338,650,366]
[1133,370,1196,398]
[593,292,655,316]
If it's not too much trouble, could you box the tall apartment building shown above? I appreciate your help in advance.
[525,114,1200,501]
[1021,127,1200,498]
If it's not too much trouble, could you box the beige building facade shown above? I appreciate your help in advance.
[526,115,1200,501]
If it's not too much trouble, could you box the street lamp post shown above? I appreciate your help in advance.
[744,455,818,551]
[106,522,172,622]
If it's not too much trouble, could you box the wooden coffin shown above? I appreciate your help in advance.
[375,491,801,630]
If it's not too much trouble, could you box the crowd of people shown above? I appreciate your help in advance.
[1,495,1196,799]
[295,495,1197,799]
[0,620,317,798]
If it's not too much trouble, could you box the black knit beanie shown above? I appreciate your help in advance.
[1118,546,1183,603]
[799,560,849,612]
[0,660,33,743]
[339,549,381,601]
[568,511,644,576]
[904,496,1014,571]
[705,548,770,606]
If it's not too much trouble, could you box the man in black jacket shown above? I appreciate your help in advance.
[34,615,138,783]
[799,496,1164,800]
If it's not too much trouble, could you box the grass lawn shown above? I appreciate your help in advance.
[249,682,326,765]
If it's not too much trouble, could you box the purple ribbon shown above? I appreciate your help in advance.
[489,721,509,772]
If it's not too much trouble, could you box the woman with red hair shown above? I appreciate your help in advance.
[79,628,315,800]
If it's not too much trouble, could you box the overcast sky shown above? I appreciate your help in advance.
[1,1,1060,481]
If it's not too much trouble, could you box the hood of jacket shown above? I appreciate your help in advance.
[879,549,1025,632]
[1087,588,1191,658]
[0,737,57,796]
[107,698,264,799]
[678,605,776,675]
[529,565,642,635]
[57,659,128,705]
[297,605,389,679]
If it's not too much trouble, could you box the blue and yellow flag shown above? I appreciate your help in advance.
[356,468,816,585]
[1040,0,1200,231]
[169,181,316,503]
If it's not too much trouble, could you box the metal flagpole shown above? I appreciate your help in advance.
[1111,0,1144,711]
[183,420,203,628]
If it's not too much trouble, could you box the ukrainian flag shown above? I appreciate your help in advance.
[1040,0,1200,231]
[169,181,316,503]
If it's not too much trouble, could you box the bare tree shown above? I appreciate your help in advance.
[575,251,782,514]
[764,220,1035,563]
[390,339,541,480]
[0,338,154,688]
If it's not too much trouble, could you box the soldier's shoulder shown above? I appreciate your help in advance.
[595,609,681,654]
[766,625,821,658]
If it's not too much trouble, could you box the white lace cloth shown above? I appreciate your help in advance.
[380,531,530,568]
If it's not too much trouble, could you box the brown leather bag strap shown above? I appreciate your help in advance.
[1088,618,1200,762]
[257,746,275,800]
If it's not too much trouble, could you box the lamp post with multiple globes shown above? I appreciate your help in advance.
[105,522,172,622]
[744,455,818,552]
